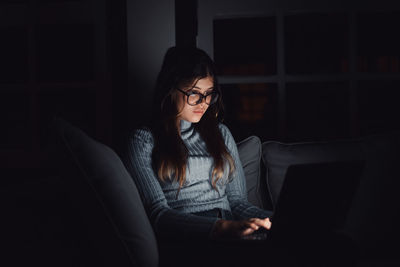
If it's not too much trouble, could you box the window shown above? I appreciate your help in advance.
[357,12,400,73]
[358,81,400,135]
[221,83,278,141]
[285,13,348,74]
[286,82,350,141]
[214,17,276,76]
[209,9,400,142]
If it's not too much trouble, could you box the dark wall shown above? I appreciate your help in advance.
[125,0,175,132]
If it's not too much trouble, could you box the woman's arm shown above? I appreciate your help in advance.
[219,124,273,220]
[124,128,218,239]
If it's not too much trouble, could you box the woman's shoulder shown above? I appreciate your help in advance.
[217,122,235,143]
[130,126,154,145]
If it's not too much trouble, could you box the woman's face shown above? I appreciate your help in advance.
[177,76,214,123]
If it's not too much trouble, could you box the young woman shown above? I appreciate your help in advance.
[124,46,273,241]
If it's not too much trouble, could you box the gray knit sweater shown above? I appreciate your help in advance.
[124,119,272,238]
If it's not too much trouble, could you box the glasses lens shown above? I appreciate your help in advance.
[207,92,218,105]
[187,92,200,105]
[185,91,219,106]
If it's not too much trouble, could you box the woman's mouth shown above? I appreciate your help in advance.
[193,110,204,114]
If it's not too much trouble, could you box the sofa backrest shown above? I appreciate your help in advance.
[261,139,365,207]
[50,118,158,267]
[236,135,267,208]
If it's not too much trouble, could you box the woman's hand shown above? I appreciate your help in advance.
[212,217,272,239]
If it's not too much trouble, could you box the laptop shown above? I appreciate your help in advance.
[242,160,365,241]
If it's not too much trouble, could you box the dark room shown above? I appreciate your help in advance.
[1,0,400,266]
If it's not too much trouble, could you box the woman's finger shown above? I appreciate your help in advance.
[258,218,271,229]
[249,218,265,226]
[241,227,256,236]
[264,218,272,229]
[243,222,259,230]
[249,218,272,229]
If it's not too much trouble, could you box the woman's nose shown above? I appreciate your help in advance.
[199,100,206,108]
[199,96,207,105]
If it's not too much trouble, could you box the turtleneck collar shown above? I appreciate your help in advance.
[180,119,195,139]
[180,119,192,132]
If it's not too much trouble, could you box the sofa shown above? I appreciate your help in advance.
[50,118,400,266]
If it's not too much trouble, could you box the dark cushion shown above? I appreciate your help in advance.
[51,118,158,267]
[261,139,364,207]
[237,136,265,208]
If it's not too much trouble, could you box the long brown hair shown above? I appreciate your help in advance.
[151,46,235,195]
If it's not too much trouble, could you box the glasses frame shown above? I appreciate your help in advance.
[177,88,219,106]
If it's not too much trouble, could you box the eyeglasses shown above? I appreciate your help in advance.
[177,88,219,106]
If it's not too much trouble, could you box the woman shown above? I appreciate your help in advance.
[124,46,359,267]
[124,46,273,241]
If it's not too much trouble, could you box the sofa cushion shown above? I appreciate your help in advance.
[52,118,158,267]
[236,135,264,208]
[261,139,364,207]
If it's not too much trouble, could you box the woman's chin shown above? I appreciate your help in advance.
[185,115,202,123]
[190,118,201,123]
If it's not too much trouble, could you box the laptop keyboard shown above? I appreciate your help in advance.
[241,228,269,240]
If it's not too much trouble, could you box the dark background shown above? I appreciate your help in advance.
[1,0,400,266]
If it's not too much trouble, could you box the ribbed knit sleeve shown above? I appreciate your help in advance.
[219,124,273,220]
[124,128,218,239]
